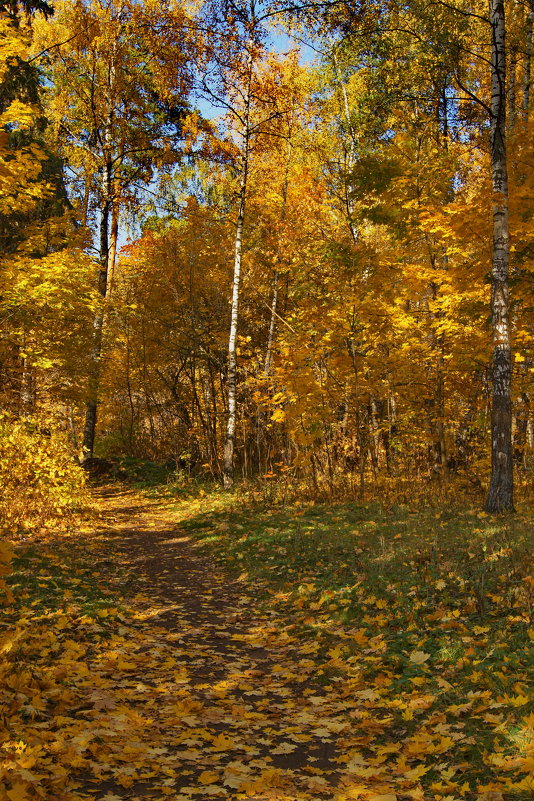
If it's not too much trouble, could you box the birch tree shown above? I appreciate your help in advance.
[222,37,254,490]
[200,0,297,487]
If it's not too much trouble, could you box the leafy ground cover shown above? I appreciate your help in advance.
[1,483,532,801]
[164,486,534,799]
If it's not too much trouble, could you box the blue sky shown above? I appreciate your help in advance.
[194,25,317,120]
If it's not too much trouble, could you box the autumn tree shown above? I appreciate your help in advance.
[0,0,99,421]
[286,0,526,507]
[34,0,195,458]
[484,0,513,511]
[11,0,526,502]
[198,0,304,487]
[100,201,232,465]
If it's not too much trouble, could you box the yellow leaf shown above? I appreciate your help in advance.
[197,786,226,796]
[409,650,431,665]
[7,785,28,801]
[499,694,530,707]
[210,733,234,750]
[198,771,220,785]
[117,659,137,670]
[271,742,298,754]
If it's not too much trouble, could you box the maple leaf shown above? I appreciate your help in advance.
[210,734,235,750]
[369,795,397,801]
[198,771,221,784]
[271,742,298,754]
[409,651,431,665]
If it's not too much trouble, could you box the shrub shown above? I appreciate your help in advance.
[0,414,88,539]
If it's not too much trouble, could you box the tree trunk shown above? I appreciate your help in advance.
[265,138,292,376]
[333,52,358,243]
[20,352,33,414]
[515,392,530,466]
[485,0,514,512]
[264,269,278,376]
[223,48,253,489]
[82,165,118,459]
[107,200,119,297]
[508,45,517,129]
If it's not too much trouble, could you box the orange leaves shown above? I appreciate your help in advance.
[2,487,534,801]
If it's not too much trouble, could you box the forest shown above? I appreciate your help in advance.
[0,0,532,509]
[0,0,533,799]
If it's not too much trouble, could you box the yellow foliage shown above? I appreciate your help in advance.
[0,19,52,219]
[0,416,88,541]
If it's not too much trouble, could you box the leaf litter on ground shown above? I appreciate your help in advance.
[1,485,533,801]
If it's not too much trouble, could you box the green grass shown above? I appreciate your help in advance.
[162,486,533,687]
[156,484,534,797]
[167,492,531,605]
[6,542,124,630]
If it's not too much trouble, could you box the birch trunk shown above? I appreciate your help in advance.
[82,178,110,459]
[508,45,517,129]
[333,52,358,243]
[82,42,118,461]
[264,269,278,376]
[20,353,33,414]
[485,0,514,512]
[223,47,253,489]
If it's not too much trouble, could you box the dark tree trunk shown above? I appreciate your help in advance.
[82,161,116,459]
[485,0,514,512]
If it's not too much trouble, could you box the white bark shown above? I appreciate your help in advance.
[264,269,278,376]
[265,138,292,376]
[223,46,253,489]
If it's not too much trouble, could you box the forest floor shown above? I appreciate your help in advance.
[2,483,533,801]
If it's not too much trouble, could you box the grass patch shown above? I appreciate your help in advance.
[164,484,534,798]
[7,545,119,619]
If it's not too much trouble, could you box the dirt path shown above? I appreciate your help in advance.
[7,487,531,801]
[76,488,344,801]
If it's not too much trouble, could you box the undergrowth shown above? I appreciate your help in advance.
[0,414,89,538]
